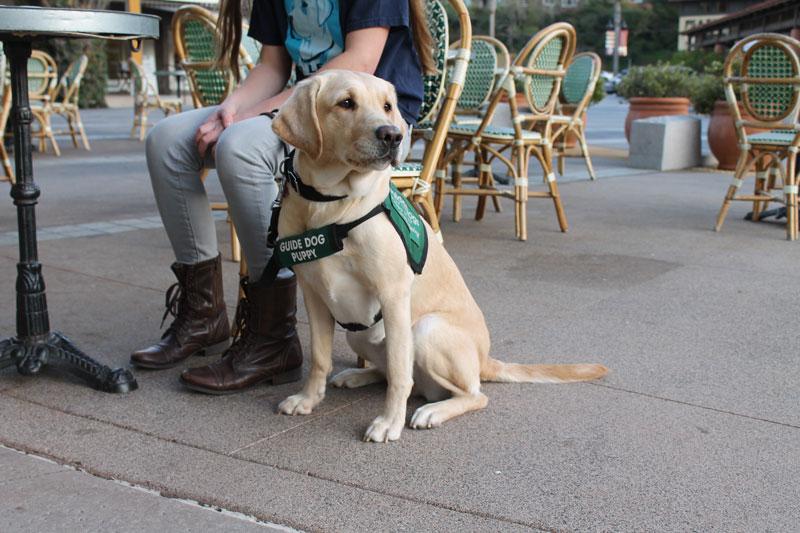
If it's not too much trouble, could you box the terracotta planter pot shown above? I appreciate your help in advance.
[707,100,769,170]
[624,97,691,142]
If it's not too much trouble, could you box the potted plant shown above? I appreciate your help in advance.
[616,64,695,142]
[690,62,767,170]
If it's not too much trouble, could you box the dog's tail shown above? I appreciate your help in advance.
[481,358,608,384]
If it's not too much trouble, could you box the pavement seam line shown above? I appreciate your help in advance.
[0,443,299,532]
[228,394,374,455]
[589,382,800,429]
[0,390,554,532]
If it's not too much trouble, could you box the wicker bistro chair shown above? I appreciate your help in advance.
[1,48,14,183]
[440,23,576,241]
[173,5,241,264]
[549,51,601,180]
[28,50,61,156]
[173,6,237,109]
[439,35,510,218]
[450,36,504,126]
[714,33,800,241]
[130,60,182,141]
[404,0,450,158]
[50,54,91,151]
[390,0,471,242]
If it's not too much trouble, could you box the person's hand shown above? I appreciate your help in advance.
[195,102,237,158]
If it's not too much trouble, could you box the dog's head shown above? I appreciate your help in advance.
[272,70,406,173]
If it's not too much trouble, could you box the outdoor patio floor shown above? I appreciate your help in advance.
[0,103,797,531]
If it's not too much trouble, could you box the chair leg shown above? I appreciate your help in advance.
[73,109,90,150]
[131,108,139,138]
[1,144,13,184]
[45,114,61,156]
[785,152,797,241]
[67,114,79,148]
[556,137,566,176]
[576,127,597,181]
[230,220,241,263]
[139,111,148,142]
[417,191,442,243]
[751,157,767,222]
[541,144,567,233]
[238,255,248,300]
[715,149,751,232]
[434,165,446,216]
[452,159,463,222]
[475,151,489,221]
[514,146,526,241]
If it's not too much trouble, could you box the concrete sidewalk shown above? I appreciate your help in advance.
[0,106,798,531]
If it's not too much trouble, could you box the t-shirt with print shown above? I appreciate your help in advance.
[248,0,423,125]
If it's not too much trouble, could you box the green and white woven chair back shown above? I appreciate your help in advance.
[561,53,596,106]
[27,52,54,98]
[61,55,87,104]
[742,41,800,123]
[186,19,230,105]
[454,38,496,112]
[417,0,448,124]
[515,23,574,115]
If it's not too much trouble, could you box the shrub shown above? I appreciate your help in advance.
[616,64,696,99]
[590,77,605,105]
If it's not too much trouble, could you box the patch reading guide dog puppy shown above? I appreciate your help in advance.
[270,70,608,443]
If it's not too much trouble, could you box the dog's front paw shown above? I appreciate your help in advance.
[330,368,384,389]
[410,403,445,430]
[363,415,404,443]
[278,393,320,416]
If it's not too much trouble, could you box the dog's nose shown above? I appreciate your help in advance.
[375,125,403,148]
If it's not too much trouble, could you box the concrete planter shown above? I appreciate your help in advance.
[624,97,691,142]
[707,100,769,170]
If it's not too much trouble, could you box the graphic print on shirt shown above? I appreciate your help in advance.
[285,0,344,76]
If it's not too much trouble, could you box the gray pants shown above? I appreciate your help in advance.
[146,107,283,276]
[146,106,410,278]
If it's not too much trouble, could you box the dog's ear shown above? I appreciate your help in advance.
[272,76,325,160]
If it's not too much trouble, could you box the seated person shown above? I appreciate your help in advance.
[131,0,434,394]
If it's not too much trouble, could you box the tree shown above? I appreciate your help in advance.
[28,0,110,108]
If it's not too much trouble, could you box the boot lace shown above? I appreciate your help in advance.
[160,277,192,340]
[225,284,257,362]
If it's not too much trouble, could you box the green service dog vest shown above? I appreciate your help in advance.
[275,183,428,274]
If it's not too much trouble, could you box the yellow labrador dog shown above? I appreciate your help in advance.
[272,70,607,443]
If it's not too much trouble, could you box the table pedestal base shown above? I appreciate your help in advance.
[0,332,138,393]
[745,207,787,221]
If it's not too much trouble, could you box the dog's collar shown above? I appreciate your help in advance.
[281,150,348,203]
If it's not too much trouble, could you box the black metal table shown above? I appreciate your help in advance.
[0,6,159,393]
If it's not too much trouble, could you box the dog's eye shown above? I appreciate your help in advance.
[338,98,355,109]
[384,102,392,112]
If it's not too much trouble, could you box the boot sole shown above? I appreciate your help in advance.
[180,366,303,395]
[130,339,231,370]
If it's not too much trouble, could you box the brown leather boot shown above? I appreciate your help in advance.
[179,268,303,394]
[131,254,230,369]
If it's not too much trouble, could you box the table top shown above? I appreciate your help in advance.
[0,6,159,41]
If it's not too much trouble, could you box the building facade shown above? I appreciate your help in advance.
[682,0,800,51]
[671,0,763,50]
